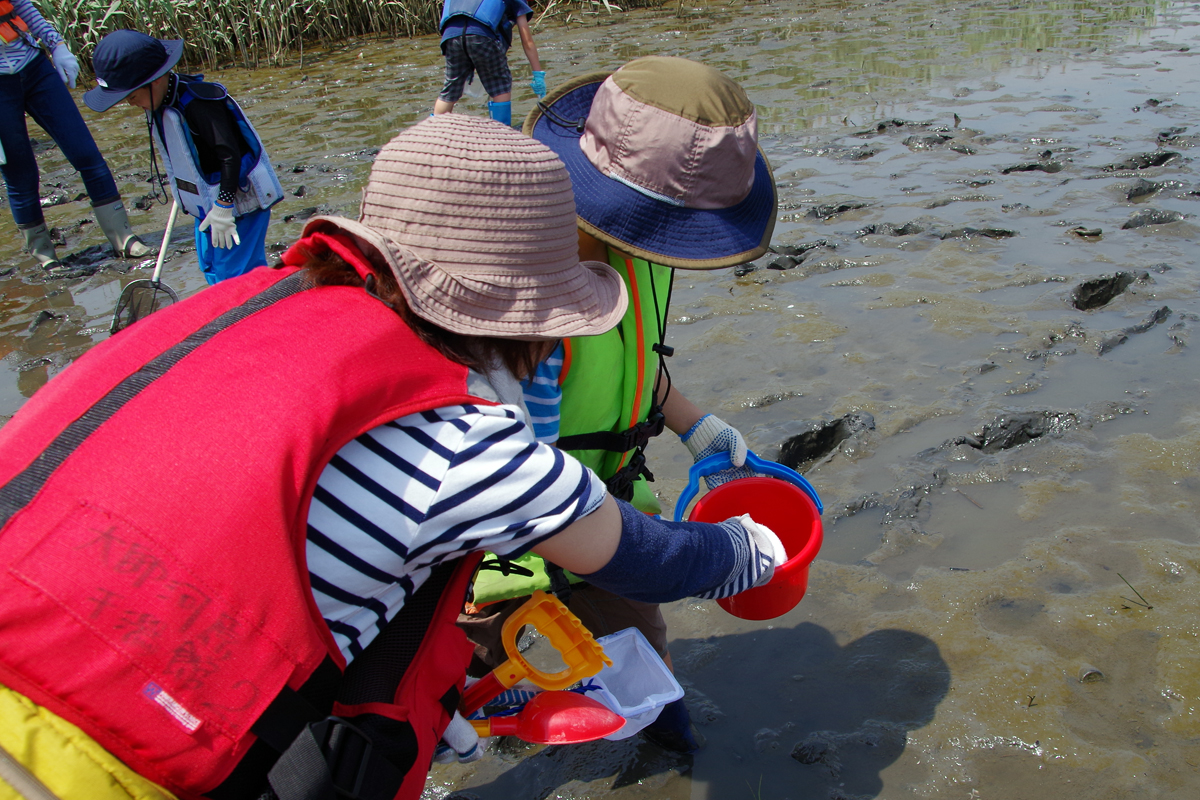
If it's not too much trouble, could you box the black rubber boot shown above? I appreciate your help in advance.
[640,697,704,754]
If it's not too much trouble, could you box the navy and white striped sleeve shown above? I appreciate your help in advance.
[12,0,63,47]
[306,402,606,662]
[520,341,563,444]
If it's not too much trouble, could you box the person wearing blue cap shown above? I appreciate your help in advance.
[433,0,547,126]
[84,29,284,285]
[460,56,780,756]
[0,0,151,275]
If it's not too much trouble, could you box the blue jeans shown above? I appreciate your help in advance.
[194,207,272,284]
[0,52,120,227]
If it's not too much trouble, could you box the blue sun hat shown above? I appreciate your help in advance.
[523,56,777,270]
[84,30,184,113]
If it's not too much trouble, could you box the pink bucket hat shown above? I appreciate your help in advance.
[303,115,627,339]
[524,56,777,270]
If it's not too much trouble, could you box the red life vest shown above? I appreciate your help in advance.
[0,1,29,44]
[0,241,490,800]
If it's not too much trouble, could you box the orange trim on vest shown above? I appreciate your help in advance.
[0,1,29,44]
[615,257,649,471]
[559,338,573,386]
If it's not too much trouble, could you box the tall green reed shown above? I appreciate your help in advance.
[37,0,661,71]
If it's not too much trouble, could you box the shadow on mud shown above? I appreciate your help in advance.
[453,623,949,800]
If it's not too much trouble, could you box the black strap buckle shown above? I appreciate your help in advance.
[604,450,654,502]
[311,717,373,799]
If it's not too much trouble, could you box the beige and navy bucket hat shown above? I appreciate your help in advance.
[304,114,628,340]
[524,56,778,270]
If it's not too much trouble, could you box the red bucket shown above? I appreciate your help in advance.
[689,477,824,620]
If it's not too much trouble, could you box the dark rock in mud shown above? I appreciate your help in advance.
[1168,321,1189,349]
[282,205,336,223]
[39,188,72,208]
[1102,151,1180,171]
[902,133,954,151]
[735,240,836,276]
[956,410,1081,453]
[1070,226,1102,238]
[940,227,1016,240]
[41,244,119,279]
[809,143,882,161]
[1121,209,1185,228]
[772,240,836,257]
[778,412,875,469]
[1124,305,1171,334]
[1097,307,1170,354]
[1126,178,1162,200]
[28,310,61,332]
[856,222,924,237]
[958,178,994,188]
[855,118,917,136]
[742,391,804,409]
[1096,333,1127,355]
[1070,271,1145,310]
[294,185,308,198]
[948,142,977,155]
[1002,159,1063,174]
[807,202,870,220]
[925,193,994,209]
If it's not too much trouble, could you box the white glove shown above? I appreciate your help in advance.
[435,711,483,763]
[198,202,240,249]
[51,42,80,89]
[694,514,787,599]
[681,414,757,489]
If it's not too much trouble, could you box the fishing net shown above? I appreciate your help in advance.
[110,279,179,334]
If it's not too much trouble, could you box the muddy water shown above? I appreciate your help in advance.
[4,0,1200,798]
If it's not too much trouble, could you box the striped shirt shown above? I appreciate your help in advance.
[520,340,564,443]
[307,401,606,663]
[0,0,62,75]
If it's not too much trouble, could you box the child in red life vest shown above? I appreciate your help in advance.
[0,115,784,800]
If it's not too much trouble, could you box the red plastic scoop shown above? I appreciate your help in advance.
[469,691,624,744]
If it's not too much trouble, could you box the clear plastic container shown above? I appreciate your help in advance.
[583,627,684,740]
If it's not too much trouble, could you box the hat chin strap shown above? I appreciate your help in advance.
[537,101,586,133]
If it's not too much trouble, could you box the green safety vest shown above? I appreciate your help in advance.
[471,249,674,606]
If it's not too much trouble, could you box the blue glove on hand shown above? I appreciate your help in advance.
[531,70,547,99]
[51,42,80,89]
[681,414,757,489]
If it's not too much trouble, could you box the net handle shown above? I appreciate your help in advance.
[152,200,180,283]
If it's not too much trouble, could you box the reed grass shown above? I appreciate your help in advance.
[38,0,659,71]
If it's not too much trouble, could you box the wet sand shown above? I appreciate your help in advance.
[2,1,1198,798]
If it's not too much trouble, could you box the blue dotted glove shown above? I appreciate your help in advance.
[681,414,758,490]
[531,70,547,99]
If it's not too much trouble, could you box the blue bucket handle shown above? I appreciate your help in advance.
[673,451,824,522]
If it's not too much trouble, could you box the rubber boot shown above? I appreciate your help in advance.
[93,200,153,258]
[19,222,68,276]
[640,697,704,754]
[487,100,512,127]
